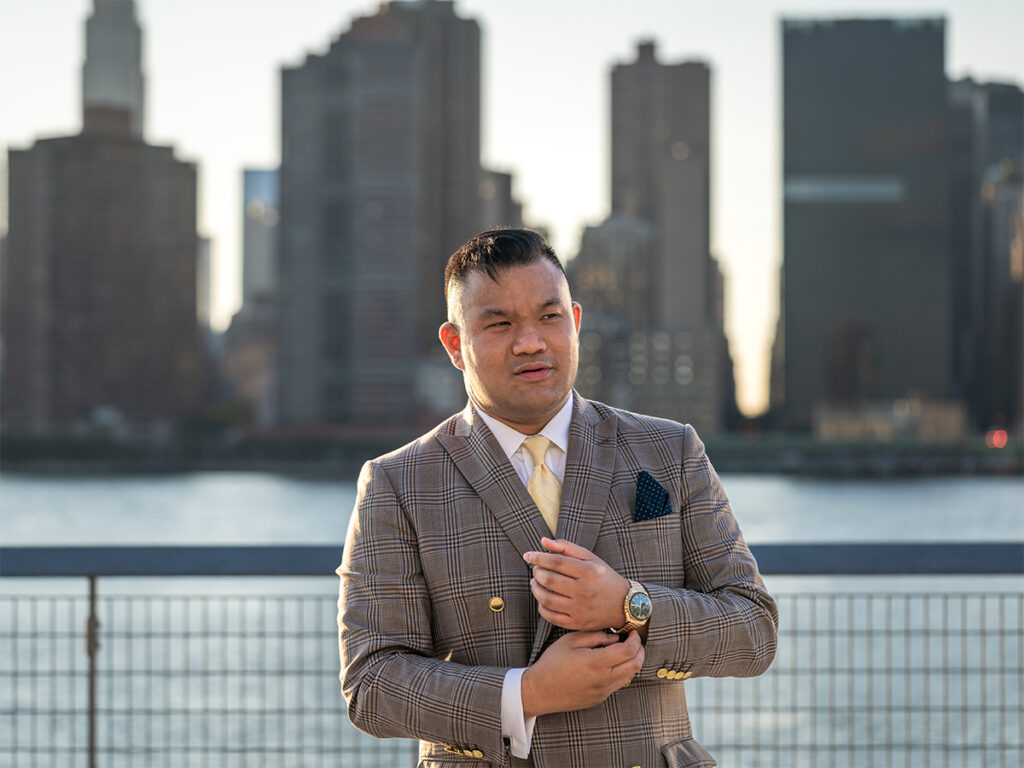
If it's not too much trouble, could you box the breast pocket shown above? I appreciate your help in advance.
[595,483,685,588]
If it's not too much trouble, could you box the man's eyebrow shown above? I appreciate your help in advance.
[477,299,562,319]
[478,307,508,319]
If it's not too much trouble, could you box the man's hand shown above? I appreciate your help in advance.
[524,538,630,631]
[520,630,644,718]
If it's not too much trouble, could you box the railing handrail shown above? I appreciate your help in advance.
[1,542,1021,577]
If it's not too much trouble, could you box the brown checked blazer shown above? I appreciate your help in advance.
[338,392,779,768]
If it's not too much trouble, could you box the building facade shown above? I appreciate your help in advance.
[571,41,734,434]
[949,79,1023,433]
[2,2,202,433]
[277,0,484,427]
[776,18,953,431]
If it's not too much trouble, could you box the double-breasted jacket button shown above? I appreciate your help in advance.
[472,749,484,758]
[656,667,669,678]
[489,596,505,612]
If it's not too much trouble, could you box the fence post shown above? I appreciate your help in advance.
[86,575,100,768]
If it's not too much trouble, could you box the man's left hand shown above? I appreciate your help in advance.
[524,538,630,631]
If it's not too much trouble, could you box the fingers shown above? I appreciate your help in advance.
[567,630,621,649]
[531,578,573,610]
[591,630,642,667]
[608,631,645,677]
[536,599,574,628]
[540,537,596,561]
[531,566,576,597]
[523,550,587,577]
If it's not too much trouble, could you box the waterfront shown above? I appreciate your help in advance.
[2,471,1022,767]
[2,471,1022,548]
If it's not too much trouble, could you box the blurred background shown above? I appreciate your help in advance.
[1,1,1022,766]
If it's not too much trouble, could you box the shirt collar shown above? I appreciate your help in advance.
[473,393,574,462]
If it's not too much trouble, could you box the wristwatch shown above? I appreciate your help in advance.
[614,579,652,633]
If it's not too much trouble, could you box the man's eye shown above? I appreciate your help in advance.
[541,313,561,320]
[487,321,510,329]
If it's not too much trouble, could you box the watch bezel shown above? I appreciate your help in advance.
[627,590,652,622]
[614,579,651,633]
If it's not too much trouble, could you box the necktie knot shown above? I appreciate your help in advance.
[522,435,552,471]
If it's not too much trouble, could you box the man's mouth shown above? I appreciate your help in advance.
[514,363,552,381]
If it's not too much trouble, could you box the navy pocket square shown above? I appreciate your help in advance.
[634,471,671,522]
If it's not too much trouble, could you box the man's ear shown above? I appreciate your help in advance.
[439,322,465,371]
[572,301,582,333]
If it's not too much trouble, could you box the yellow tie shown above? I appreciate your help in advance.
[523,435,562,534]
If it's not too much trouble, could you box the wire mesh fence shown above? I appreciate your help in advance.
[1,556,1022,767]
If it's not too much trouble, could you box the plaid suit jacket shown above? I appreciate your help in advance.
[338,393,778,768]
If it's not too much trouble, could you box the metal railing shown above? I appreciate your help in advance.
[2,543,1022,768]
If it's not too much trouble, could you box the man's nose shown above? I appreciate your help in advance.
[512,326,546,355]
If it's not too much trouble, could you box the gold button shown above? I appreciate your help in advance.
[489,596,505,612]
[681,671,692,680]
[472,749,484,758]
[673,671,685,680]
[657,667,668,678]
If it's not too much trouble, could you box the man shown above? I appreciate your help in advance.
[338,228,778,767]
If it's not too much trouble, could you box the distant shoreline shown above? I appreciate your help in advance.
[2,434,1019,478]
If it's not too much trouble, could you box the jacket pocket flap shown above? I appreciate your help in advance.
[660,736,717,767]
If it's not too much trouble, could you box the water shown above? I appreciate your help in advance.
[2,471,1022,767]
[2,471,1021,546]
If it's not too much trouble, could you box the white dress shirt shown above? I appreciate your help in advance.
[473,394,573,759]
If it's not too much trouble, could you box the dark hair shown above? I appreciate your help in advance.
[444,228,565,305]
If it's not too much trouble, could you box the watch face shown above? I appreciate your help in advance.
[628,591,652,622]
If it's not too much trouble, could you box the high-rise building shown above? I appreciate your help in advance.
[83,0,145,137]
[277,0,483,427]
[196,235,213,329]
[1,0,203,433]
[570,41,734,433]
[479,169,523,231]
[241,168,279,307]
[950,79,1024,432]
[221,169,281,427]
[775,18,953,431]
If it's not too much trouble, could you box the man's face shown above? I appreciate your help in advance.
[439,259,582,434]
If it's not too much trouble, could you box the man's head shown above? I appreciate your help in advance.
[439,228,581,434]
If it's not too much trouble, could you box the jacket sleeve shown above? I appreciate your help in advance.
[640,425,779,680]
[337,459,508,762]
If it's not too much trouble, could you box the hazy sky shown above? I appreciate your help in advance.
[2,0,1022,415]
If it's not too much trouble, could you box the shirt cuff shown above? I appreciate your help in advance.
[500,667,537,759]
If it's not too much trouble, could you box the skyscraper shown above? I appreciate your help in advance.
[570,41,734,433]
[950,79,1024,432]
[82,0,145,137]
[775,18,953,431]
[221,169,281,426]
[1,0,203,433]
[277,0,483,427]
[241,168,279,307]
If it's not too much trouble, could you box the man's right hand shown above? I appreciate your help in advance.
[520,630,644,719]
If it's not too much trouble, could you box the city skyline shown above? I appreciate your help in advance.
[2,0,1022,416]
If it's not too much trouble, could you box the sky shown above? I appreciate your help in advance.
[2,0,1022,416]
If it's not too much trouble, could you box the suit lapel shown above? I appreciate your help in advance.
[436,397,620,666]
[435,404,551,564]
[529,394,618,663]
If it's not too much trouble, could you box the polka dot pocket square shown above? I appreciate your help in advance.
[634,470,671,522]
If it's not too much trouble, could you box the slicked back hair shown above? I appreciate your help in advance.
[444,228,565,322]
